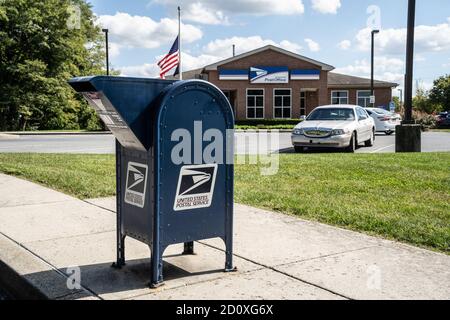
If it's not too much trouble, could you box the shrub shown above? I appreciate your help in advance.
[235,119,302,126]
[414,112,437,130]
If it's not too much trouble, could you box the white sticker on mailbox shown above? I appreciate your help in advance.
[174,164,218,211]
[124,162,148,208]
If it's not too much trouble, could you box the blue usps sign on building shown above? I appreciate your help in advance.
[389,101,396,113]
[250,66,289,84]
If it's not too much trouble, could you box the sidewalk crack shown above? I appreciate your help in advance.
[198,240,362,300]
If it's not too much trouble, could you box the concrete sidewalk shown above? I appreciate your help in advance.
[0,173,449,300]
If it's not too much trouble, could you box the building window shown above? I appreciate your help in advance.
[274,89,291,119]
[357,90,371,108]
[331,91,349,105]
[246,89,264,119]
[300,92,306,116]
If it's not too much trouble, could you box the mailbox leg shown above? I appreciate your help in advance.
[112,234,126,269]
[224,200,236,272]
[150,245,165,288]
[112,139,126,269]
[224,236,235,272]
[182,241,195,255]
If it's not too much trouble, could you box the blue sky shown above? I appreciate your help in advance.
[89,0,450,94]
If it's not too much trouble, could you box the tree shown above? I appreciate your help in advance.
[392,96,402,113]
[413,88,442,115]
[429,75,450,112]
[0,0,106,131]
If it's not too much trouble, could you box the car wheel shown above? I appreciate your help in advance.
[294,146,304,153]
[365,129,375,147]
[346,132,356,153]
[385,130,393,135]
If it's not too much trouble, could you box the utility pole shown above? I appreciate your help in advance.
[178,6,182,80]
[102,28,109,76]
[404,1,416,124]
[371,29,379,107]
[396,0,421,153]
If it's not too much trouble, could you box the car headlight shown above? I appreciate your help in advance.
[293,128,304,135]
[331,129,348,136]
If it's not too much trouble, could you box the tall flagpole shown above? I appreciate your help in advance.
[178,6,182,81]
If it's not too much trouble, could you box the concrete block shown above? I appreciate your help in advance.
[277,245,450,300]
[84,197,116,212]
[0,173,72,208]
[134,268,344,300]
[25,232,261,300]
[202,204,381,267]
[395,124,421,152]
[0,234,95,300]
[0,200,114,243]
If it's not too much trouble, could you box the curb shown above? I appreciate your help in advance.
[0,258,47,300]
[0,233,97,300]
[4,131,112,136]
[0,133,20,140]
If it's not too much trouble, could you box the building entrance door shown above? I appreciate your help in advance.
[222,90,237,116]
[301,89,319,117]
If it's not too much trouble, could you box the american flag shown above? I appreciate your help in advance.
[158,36,180,79]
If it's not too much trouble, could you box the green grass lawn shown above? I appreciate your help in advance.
[0,154,116,199]
[0,152,449,253]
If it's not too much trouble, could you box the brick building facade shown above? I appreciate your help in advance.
[175,45,398,120]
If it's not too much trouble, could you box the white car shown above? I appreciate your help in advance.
[365,108,401,135]
[291,105,375,153]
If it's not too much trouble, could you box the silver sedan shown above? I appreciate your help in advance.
[291,105,375,153]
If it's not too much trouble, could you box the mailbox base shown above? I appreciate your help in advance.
[111,262,126,269]
[149,281,165,289]
[182,242,195,255]
[225,266,238,273]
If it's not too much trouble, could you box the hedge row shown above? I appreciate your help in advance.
[235,119,302,126]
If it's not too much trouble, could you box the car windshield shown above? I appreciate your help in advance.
[307,108,355,121]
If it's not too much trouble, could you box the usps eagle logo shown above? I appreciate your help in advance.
[124,162,148,208]
[174,164,218,211]
[250,67,268,82]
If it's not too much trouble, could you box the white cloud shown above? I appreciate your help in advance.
[311,0,341,14]
[119,52,221,78]
[355,17,450,54]
[96,12,202,51]
[279,40,303,54]
[337,40,351,50]
[118,36,303,77]
[334,56,405,85]
[305,38,320,52]
[108,43,122,58]
[152,0,305,25]
[119,63,160,78]
[178,2,229,25]
[203,36,303,58]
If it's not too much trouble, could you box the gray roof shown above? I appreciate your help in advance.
[328,72,398,88]
[166,68,204,80]
[204,45,335,71]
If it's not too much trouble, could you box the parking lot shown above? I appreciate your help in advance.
[0,131,449,154]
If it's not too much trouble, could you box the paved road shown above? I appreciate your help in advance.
[0,132,449,154]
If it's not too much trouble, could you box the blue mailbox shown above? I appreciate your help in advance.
[68,76,235,287]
